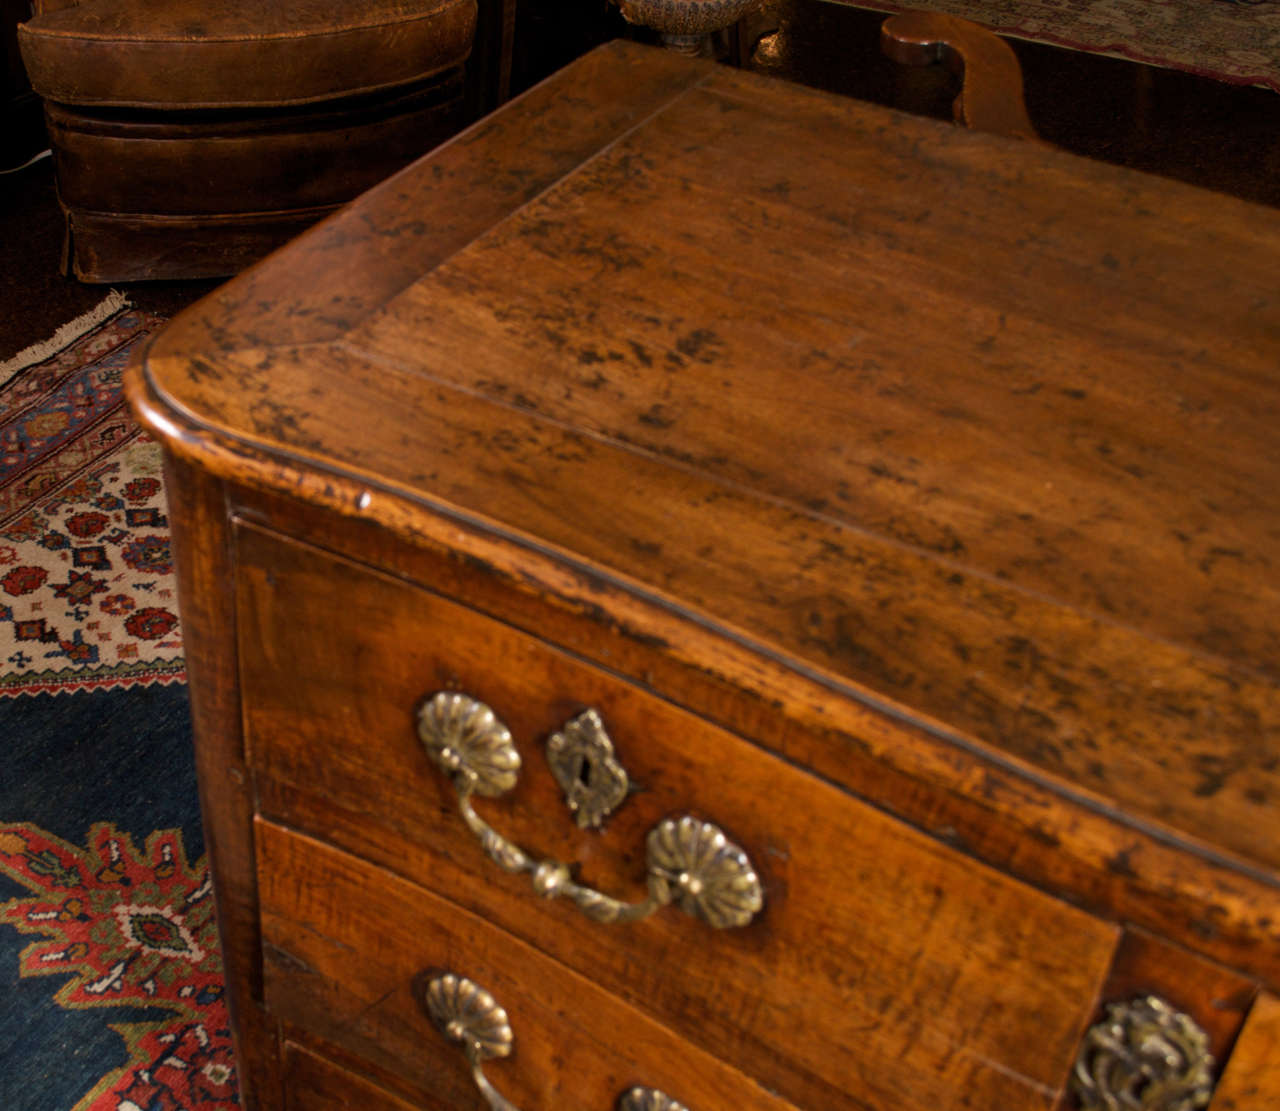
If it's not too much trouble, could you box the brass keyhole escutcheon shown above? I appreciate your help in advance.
[546,708,632,830]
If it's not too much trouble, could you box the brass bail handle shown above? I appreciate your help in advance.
[419,971,690,1111]
[416,692,763,930]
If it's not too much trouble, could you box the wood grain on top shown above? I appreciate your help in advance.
[136,43,1280,879]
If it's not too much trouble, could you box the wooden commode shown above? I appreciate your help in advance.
[126,40,1280,1111]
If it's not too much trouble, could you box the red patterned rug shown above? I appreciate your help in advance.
[0,821,237,1110]
[854,0,1280,92]
[1,303,236,1109]
[1,298,185,697]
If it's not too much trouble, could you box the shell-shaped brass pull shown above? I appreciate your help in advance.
[419,972,519,1111]
[419,971,689,1111]
[1071,995,1214,1111]
[417,692,763,930]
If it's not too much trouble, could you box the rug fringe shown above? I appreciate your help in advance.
[0,290,131,385]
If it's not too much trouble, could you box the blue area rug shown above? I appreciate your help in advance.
[0,685,238,1110]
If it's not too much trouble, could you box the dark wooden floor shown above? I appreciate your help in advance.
[2,0,1277,361]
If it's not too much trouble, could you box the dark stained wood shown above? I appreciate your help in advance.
[125,40,1280,1111]
[466,0,518,117]
[880,12,1041,141]
[236,521,1117,1111]
[260,820,803,1111]
[1210,993,1280,1111]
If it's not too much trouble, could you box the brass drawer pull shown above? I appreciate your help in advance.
[417,691,763,930]
[419,971,689,1111]
[1071,995,1214,1111]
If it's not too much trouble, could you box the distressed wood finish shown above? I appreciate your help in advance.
[259,820,801,1111]
[126,40,1280,1111]
[236,522,1116,1110]
[329,72,1280,879]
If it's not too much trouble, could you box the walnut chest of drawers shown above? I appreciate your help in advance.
[126,40,1280,1111]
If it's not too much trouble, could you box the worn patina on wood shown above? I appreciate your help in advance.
[127,39,1280,1111]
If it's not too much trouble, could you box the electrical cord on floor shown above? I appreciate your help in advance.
[0,149,52,175]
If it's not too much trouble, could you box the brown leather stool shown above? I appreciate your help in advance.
[18,0,480,282]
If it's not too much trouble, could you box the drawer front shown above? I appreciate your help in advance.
[259,819,800,1111]
[236,522,1119,1110]
[283,1041,430,1111]
[1210,993,1280,1109]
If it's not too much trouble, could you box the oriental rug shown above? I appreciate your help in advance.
[853,0,1280,92]
[1,300,185,698]
[0,302,236,1109]
[0,686,238,1111]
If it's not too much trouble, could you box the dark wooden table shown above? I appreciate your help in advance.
[130,40,1280,1111]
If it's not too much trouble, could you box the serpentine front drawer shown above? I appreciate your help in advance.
[257,819,799,1111]
[235,519,1118,1110]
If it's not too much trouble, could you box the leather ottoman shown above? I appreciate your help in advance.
[18,0,478,282]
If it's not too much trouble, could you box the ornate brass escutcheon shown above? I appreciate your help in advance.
[419,971,690,1111]
[1071,995,1214,1111]
[545,708,632,830]
[416,691,763,930]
